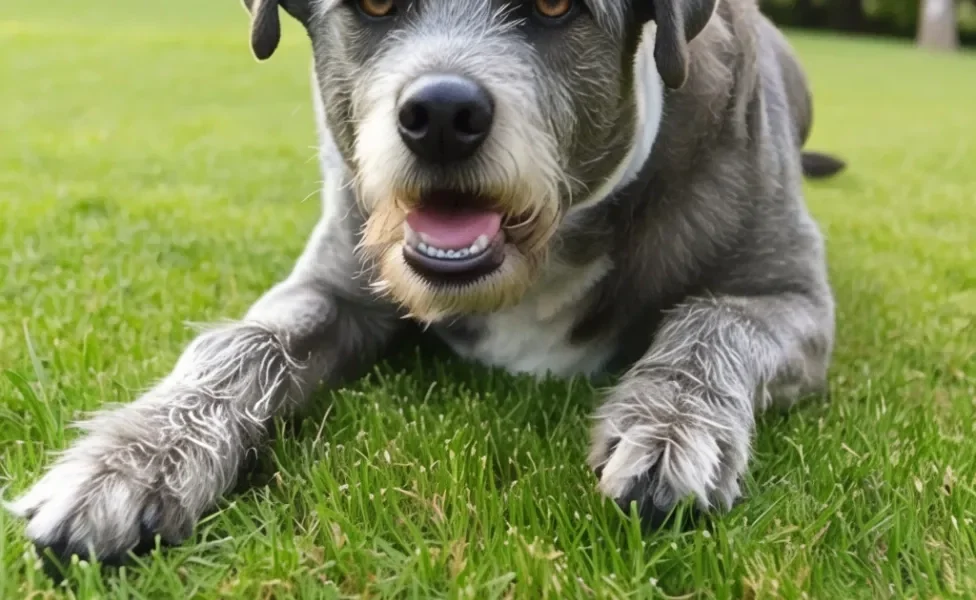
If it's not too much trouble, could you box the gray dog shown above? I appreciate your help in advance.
[8,0,846,563]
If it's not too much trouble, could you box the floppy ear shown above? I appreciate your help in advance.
[242,0,282,60]
[636,0,718,90]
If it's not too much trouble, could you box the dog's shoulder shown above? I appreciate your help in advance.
[560,2,828,359]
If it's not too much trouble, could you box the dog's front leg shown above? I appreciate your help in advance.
[589,291,834,520]
[6,216,400,563]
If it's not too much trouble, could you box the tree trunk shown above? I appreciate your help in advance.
[917,0,959,51]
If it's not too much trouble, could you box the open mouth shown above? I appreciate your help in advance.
[401,192,507,281]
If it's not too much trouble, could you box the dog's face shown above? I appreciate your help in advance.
[242,0,716,322]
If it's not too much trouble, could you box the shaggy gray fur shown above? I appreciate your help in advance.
[8,0,845,563]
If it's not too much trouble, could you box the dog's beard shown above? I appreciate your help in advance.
[350,60,569,323]
[357,185,562,323]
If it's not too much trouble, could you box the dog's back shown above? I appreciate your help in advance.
[757,7,847,177]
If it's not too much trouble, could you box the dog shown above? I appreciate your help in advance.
[7,0,846,564]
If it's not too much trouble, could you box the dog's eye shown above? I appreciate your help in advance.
[357,0,397,19]
[534,0,574,20]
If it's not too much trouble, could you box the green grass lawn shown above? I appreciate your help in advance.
[1,1,974,598]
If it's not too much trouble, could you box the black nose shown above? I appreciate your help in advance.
[397,74,494,165]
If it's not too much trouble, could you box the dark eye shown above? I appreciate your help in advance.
[357,0,397,19]
[534,0,574,20]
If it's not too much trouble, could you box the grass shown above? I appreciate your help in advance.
[1,1,974,598]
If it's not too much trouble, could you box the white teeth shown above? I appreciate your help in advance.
[403,224,420,246]
[471,235,490,255]
[467,235,491,256]
[407,233,492,260]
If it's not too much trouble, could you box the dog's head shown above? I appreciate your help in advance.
[241,0,716,322]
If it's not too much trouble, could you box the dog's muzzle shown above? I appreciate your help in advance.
[395,74,505,280]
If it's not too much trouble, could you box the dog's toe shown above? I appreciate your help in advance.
[609,465,713,530]
[7,459,195,567]
[613,467,670,527]
[590,417,746,527]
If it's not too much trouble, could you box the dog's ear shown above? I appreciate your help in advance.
[242,0,282,60]
[635,0,717,90]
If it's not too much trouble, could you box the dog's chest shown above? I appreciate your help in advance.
[433,257,616,378]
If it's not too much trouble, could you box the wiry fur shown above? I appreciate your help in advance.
[589,292,833,516]
[8,324,301,556]
[9,0,845,564]
[7,177,401,561]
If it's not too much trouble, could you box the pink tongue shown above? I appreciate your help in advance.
[406,208,502,249]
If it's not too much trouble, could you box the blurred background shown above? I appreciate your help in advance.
[763,0,976,49]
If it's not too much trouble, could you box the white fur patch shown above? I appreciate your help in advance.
[566,22,664,217]
[439,256,615,378]
[310,67,348,228]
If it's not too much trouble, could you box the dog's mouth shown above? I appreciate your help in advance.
[368,186,556,320]
[401,191,507,281]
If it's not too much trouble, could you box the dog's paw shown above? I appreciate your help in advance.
[5,437,195,565]
[587,375,752,524]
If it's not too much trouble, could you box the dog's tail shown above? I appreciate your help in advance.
[801,151,846,179]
